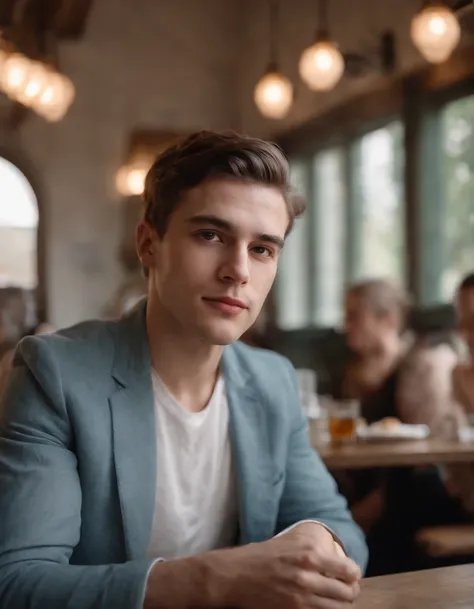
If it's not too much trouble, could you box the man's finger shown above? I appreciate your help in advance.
[298,570,360,602]
[333,541,347,558]
[318,553,361,583]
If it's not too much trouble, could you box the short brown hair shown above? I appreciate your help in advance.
[143,130,305,237]
[347,279,412,330]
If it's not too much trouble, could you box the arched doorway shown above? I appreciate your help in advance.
[0,156,39,341]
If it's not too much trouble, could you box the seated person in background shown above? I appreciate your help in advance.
[334,279,463,574]
[336,280,411,536]
[433,272,474,513]
[0,131,366,609]
[453,273,474,414]
[341,279,412,424]
[341,278,461,446]
[396,273,474,513]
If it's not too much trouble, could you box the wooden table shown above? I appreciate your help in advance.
[313,437,474,469]
[356,564,474,608]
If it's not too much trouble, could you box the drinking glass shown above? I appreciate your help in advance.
[328,399,360,444]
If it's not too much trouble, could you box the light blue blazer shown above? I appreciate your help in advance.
[0,302,367,609]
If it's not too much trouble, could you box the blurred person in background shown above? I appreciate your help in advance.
[452,273,474,414]
[332,279,465,575]
[430,272,474,515]
[341,279,412,424]
[333,280,414,545]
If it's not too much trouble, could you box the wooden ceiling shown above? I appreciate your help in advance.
[0,0,94,40]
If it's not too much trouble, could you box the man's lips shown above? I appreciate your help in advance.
[203,296,248,315]
[204,296,247,308]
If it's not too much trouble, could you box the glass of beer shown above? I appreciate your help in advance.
[328,399,359,444]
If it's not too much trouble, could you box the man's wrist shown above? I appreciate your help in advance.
[143,556,203,609]
[197,547,239,608]
[277,520,347,554]
[143,551,229,609]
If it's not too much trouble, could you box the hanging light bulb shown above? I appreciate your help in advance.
[34,71,76,121]
[411,3,461,64]
[254,0,294,119]
[254,68,293,119]
[299,39,345,91]
[44,73,75,122]
[0,30,76,122]
[116,163,149,197]
[16,61,50,106]
[2,53,31,99]
[299,0,344,92]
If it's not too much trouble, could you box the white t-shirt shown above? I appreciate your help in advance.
[147,371,239,560]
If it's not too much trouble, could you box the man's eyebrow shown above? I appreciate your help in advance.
[187,215,233,231]
[258,233,285,250]
[187,214,285,250]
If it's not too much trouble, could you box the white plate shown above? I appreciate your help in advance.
[458,426,474,443]
[357,424,430,442]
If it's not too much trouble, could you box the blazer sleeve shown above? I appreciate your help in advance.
[274,357,368,572]
[0,337,153,609]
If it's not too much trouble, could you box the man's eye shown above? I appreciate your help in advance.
[199,231,218,241]
[252,246,272,257]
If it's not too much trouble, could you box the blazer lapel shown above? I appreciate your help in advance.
[109,301,157,560]
[222,346,275,545]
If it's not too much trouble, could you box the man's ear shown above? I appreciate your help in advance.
[136,221,157,271]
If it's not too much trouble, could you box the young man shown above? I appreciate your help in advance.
[0,131,367,609]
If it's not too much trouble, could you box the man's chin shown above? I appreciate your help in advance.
[198,320,248,346]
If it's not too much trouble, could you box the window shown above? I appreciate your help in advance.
[275,121,405,330]
[0,157,38,288]
[273,69,473,329]
[275,160,311,330]
[441,95,474,300]
[312,148,345,326]
[351,121,405,283]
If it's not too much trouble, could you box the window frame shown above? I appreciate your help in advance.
[272,44,474,332]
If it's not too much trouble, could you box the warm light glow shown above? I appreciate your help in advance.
[254,70,293,119]
[299,39,345,91]
[16,61,50,106]
[34,72,76,122]
[411,4,460,64]
[0,48,7,77]
[35,71,63,106]
[0,43,75,122]
[116,164,149,197]
[2,53,31,98]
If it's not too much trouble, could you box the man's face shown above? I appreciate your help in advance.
[343,293,396,355]
[456,287,474,360]
[137,178,289,345]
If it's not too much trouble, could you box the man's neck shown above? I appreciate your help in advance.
[146,299,224,413]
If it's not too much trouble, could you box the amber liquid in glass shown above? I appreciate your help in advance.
[329,417,356,443]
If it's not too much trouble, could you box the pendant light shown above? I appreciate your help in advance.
[299,0,345,92]
[254,0,293,119]
[411,1,461,64]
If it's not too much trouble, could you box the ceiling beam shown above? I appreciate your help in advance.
[0,0,94,39]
